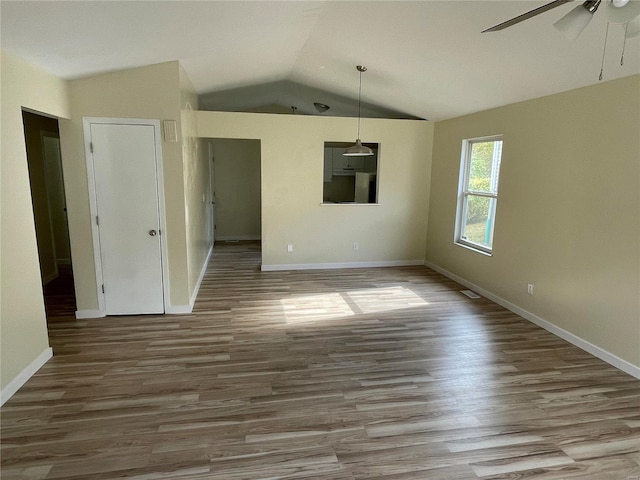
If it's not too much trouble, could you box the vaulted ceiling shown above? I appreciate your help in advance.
[2,1,638,121]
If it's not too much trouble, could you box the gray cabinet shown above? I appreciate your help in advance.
[324,146,378,182]
[332,153,364,176]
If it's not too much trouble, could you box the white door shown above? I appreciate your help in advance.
[89,122,164,315]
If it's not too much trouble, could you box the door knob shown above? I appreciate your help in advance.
[149,230,157,236]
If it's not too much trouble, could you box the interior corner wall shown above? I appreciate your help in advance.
[197,112,433,268]
[210,138,262,241]
[59,61,192,312]
[1,50,70,393]
[180,65,213,302]
[426,75,640,369]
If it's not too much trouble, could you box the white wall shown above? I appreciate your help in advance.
[426,75,640,371]
[210,138,261,241]
[59,61,192,313]
[1,51,69,395]
[180,66,213,302]
[197,112,433,268]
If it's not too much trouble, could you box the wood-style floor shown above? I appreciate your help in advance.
[2,242,639,479]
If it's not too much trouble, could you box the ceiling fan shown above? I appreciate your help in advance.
[483,0,640,40]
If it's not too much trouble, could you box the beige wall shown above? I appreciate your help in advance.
[1,51,70,391]
[426,75,640,368]
[197,112,433,267]
[210,138,262,240]
[22,111,60,283]
[180,66,213,299]
[59,61,192,311]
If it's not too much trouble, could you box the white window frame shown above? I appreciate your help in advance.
[454,135,503,255]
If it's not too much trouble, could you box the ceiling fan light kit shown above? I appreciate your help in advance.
[605,0,640,22]
[626,15,640,36]
[344,65,374,157]
[554,0,600,40]
[484,0,640,79]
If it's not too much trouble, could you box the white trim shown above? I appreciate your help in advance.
[189,244,213,307]
[320,203,381,207]
[165,244,213,315]
[165,305,193,315]
[40,131,62,283]
[424,260,640,380]
[262,260,424,272]
[1,348,53,406]
[454,135,503,255]
[216,235,261,241]
[82,117,170,316]
[75,309,106,319]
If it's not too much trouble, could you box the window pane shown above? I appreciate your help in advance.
[462,195,496,249]
[468,141,502,194]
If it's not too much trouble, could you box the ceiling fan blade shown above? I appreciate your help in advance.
[482,0,573,32]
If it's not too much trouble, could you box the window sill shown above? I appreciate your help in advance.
[454,241,493,257]
[321,202,380,206]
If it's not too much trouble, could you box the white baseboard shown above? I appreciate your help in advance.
[216,235,261,242]
[424,261,640,380]
[189,244,213,308]
[165,305,192,314]
[262,260,424,272]
[1,347,53,406]
[166,244,214,315]
[75,309,105,319]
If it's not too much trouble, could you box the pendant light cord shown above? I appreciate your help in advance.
[621,23,628,66]
[599,22,610,81]
[357,68,363,139]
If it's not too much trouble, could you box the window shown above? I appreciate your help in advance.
[322,142,379,204]
[455,136,503,254]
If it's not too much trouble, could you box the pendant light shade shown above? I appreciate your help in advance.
[554,0,600,40]
[344,65,374,157]
[344,139,374,156]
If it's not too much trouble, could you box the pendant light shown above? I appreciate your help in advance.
[344,65,374,157]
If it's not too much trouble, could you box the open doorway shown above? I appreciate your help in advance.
[208,138,262,257]
[22,110,76,319]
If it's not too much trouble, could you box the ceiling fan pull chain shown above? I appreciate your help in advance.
[599,22,610,81]
[621,23,628,65]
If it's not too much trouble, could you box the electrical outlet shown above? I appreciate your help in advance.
[353,242,359,251]
[287,244,293,253]
[527,283,534,295]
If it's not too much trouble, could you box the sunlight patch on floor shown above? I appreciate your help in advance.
[282,286,429,323]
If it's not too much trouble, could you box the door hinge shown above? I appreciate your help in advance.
[90,142,94,153]
[101,284,105,294]
[96,215,99,226]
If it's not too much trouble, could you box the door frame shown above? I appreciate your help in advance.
[83,117,170,316]
[208,141,216,245]
[38,130,62,283]
[41,130,71,266]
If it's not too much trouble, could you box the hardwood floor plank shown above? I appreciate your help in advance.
[2,241,639,479]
